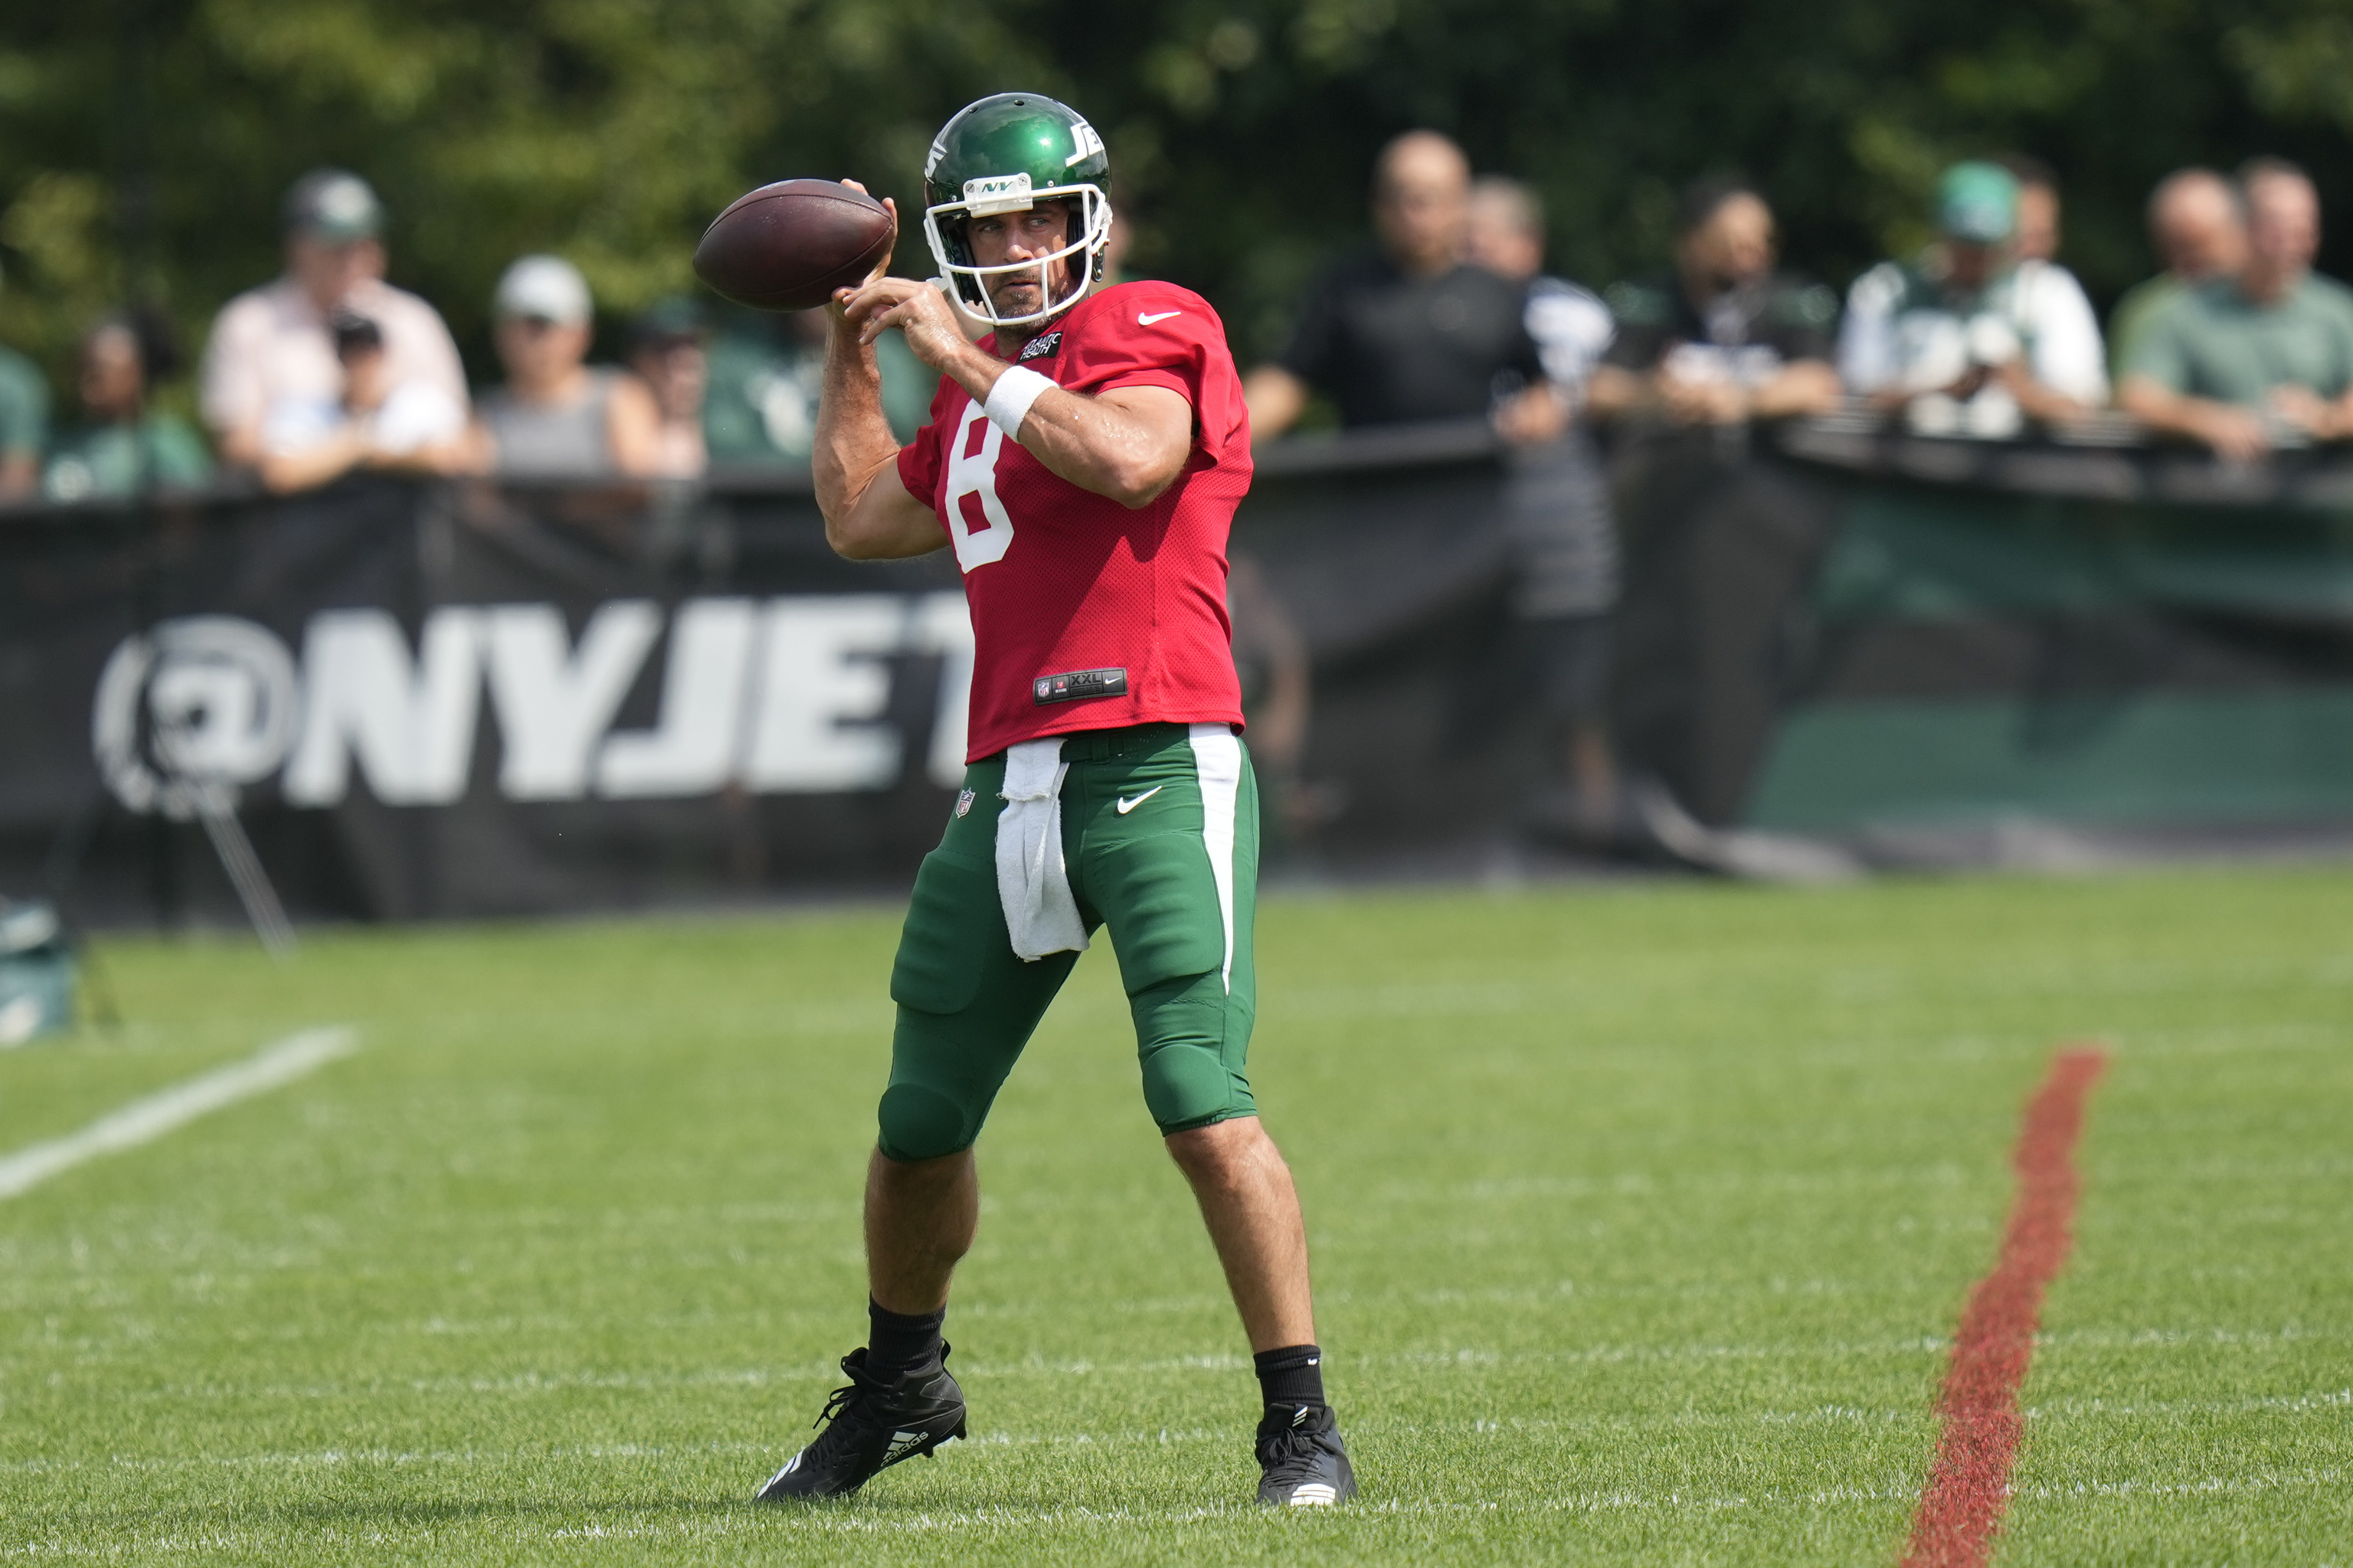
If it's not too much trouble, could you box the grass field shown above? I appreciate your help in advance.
[2,865,2348,1564]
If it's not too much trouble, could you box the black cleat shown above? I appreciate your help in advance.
[1255,1402,1357,1507]
[754,1344,968,1501]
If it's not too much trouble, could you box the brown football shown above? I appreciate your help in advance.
[692,179,895,311]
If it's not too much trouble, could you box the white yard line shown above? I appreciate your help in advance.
[0,1026,358,1202]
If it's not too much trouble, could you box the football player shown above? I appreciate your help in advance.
[753,93,1356,1509]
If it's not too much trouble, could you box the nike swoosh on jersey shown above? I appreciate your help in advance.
[1137,309,1183,325]
[1115,786,1164,813]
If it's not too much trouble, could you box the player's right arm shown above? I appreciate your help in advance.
[842,278,1194,509]
[813,189,947,561]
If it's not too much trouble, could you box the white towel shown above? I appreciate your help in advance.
[995,738,1089,961]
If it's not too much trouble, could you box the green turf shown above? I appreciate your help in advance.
[1,866,2347,1563]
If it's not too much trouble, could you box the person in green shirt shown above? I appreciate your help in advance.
[42,314,213,503]
[2106,169,2247,385]
[2120,159,2353,461]
[702,304,931,466]
[0,339,49,503]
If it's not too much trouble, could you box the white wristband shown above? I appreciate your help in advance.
[983,365,1056,440]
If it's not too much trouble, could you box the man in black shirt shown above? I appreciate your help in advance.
[1245,131,1561,439]
[1587,178,1842,426]
[1589,179,1844,850]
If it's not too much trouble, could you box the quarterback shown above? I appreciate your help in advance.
[753,93,1356,1508]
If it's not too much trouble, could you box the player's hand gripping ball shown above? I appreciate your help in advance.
[692,179,895,311]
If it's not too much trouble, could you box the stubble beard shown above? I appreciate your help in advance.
[985,263,1066,325]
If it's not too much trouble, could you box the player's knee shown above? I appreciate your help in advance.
[1142,1046,1244,1131]
[1134,972,1255,1134]
[1161,1113,1263,1186]
[1138,1021,1255,1134]
[875,1082,973,1163]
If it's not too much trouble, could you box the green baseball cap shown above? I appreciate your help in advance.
[629,295,705,349]
[283,169,385,244]
[1937,162,2018,245]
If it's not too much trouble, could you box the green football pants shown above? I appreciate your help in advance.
[879,721,1259,1160]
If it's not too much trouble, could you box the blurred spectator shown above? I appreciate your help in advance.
[1468,178,1615,394]
[702,270,942,462]
[1838,162,2106,438]
[1101,177,1140,285]
[2109,169,2250,382]
[0,290,49,502]
[704,311,813,463]
[2002,155,2063,263]
[41,312,211,502]
[1586,178,1843,427]
[257,313,476,493]
[1245,130,1562,443]
[474,255,666,479]
[1228,553,1337,853]
[702,307,933,467]
[627,297,709,480]
[201,169,468,470]
[2117,159,2353,461]
[0,379,44,502]
[1466,175,1625,845]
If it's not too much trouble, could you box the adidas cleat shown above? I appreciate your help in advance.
[754,1344,967,1501]
[1255,1402,1357,1507]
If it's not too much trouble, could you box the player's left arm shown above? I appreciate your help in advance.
[840,279,1193,509]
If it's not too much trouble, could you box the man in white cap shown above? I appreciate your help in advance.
[201,169,469,470]
[473,254,664,478]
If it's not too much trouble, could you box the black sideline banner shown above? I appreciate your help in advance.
[6,424,2353,925]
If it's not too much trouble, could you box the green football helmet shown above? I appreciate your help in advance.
[921,92,1113,329]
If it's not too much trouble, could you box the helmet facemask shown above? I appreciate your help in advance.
[923,180,1113,331]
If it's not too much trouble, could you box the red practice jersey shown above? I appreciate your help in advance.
[897,280,1252,761]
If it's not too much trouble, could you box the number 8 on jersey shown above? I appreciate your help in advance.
[943,403,1016,571]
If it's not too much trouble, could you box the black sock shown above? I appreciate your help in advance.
[1253,1343,1327,1418]
[866,1299,944,1380]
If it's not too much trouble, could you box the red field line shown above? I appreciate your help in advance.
[1900,1045,2110,1568]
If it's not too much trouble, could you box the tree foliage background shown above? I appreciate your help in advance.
[5,0,2353,392]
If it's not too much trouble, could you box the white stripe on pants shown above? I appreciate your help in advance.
[1186,722,1242,993]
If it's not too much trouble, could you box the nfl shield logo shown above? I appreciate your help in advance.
[954,788,976,818]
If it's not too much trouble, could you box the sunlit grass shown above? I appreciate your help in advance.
[2,866,2346,1563]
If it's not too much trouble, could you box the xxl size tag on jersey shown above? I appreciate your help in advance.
[1033,667,1128,705]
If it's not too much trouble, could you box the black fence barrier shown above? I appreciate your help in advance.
[1736,426,2353,853]
[6,421,2353,927]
